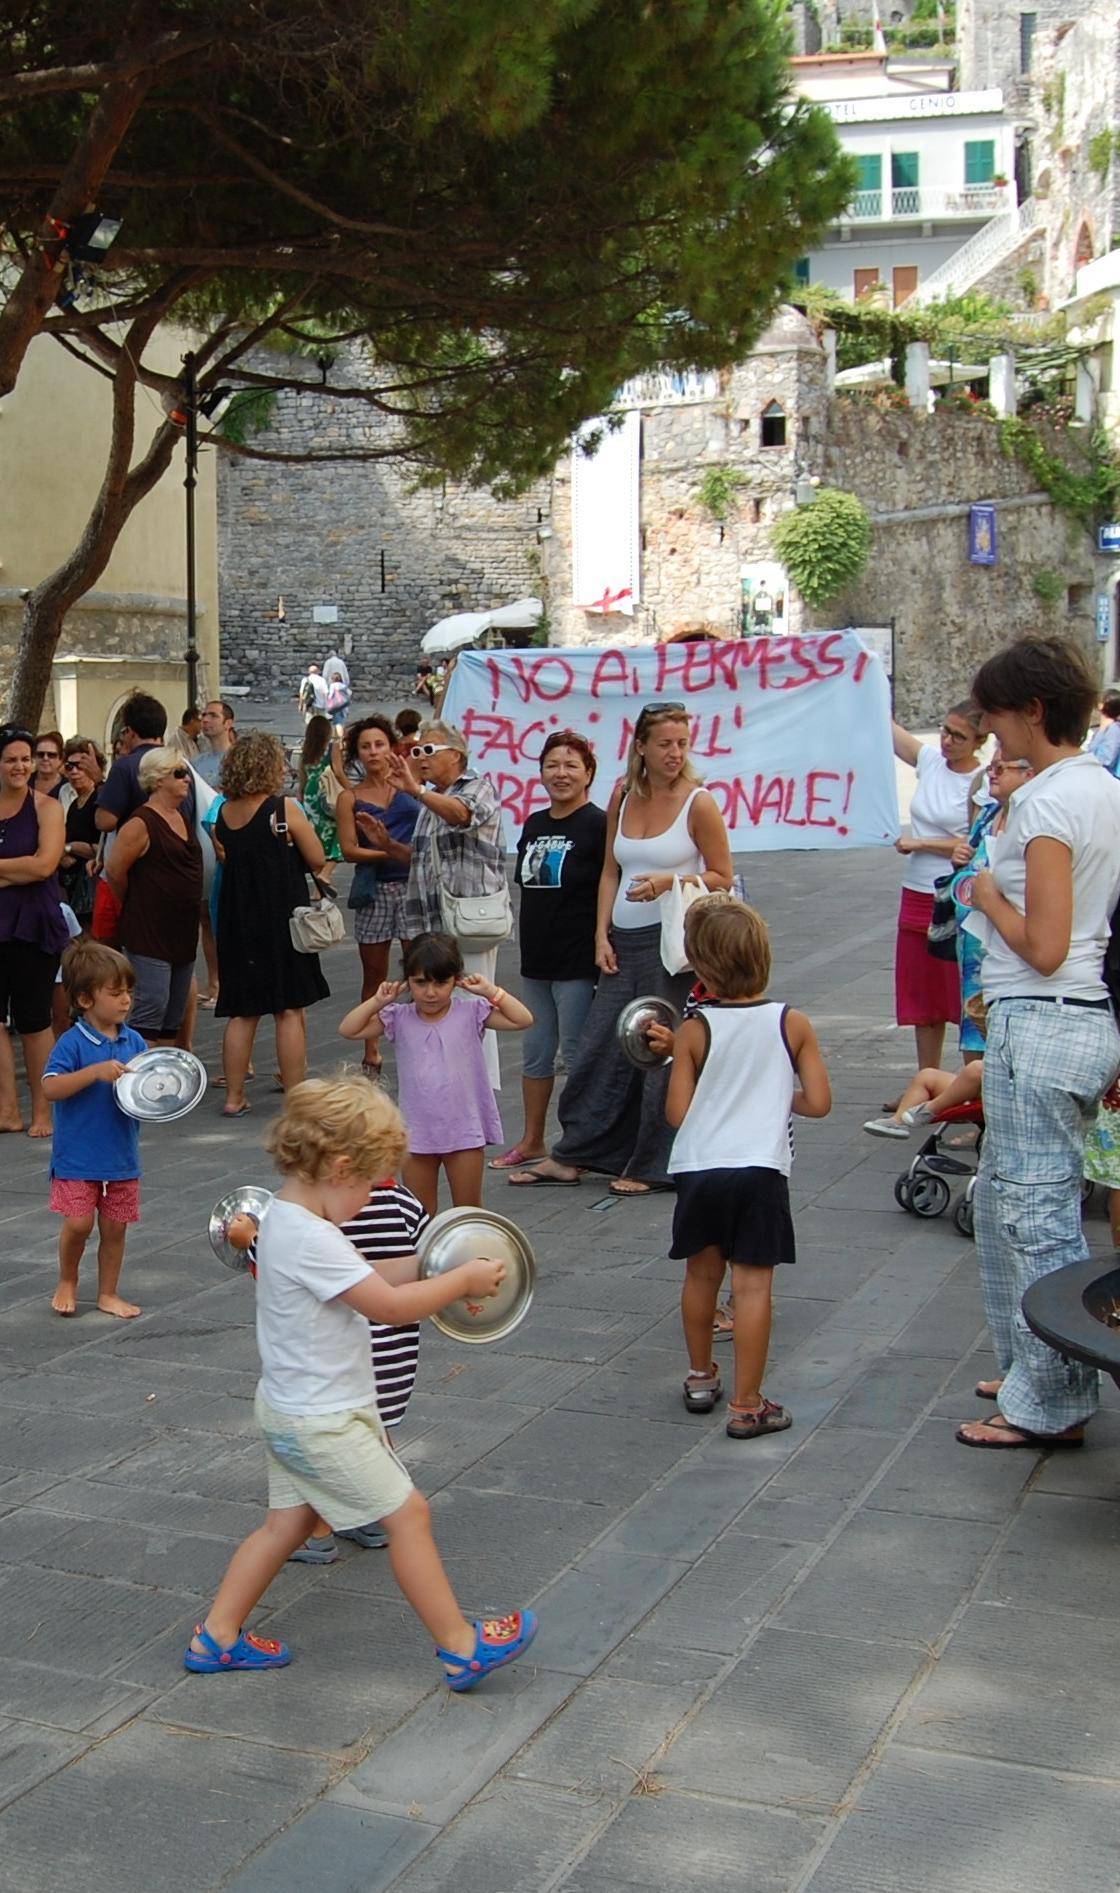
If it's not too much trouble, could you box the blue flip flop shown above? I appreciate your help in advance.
[436,1609,538,1692]
[183,1622,292,1673]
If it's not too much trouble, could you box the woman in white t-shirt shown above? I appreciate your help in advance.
[955,638,1120,1451]
[891,703,985,1079]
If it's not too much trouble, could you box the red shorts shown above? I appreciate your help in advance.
[49,1177,141,1223]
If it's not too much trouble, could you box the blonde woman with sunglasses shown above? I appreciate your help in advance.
[510,701,732,1198]
[106,747,203,1044]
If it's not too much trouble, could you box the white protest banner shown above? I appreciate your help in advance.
[440,632,900,850]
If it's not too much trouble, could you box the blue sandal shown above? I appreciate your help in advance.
[436,1609,538,1692]
[183,1622,292,1673]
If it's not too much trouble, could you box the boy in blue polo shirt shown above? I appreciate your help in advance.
[42,943,148,1318]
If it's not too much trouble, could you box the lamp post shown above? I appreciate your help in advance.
[182,351,201,708]
[171,357,233,708]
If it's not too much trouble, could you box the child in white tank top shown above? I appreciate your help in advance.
[663,901,831,1439]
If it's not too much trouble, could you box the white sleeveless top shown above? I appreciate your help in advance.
[612,787,704,930]
[669,1003,795,1176]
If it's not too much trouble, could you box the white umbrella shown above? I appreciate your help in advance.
[420,596,544,655]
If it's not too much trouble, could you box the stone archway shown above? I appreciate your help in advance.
[1074,220,1094,274]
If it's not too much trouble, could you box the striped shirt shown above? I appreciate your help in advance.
[340,1181,427,1430]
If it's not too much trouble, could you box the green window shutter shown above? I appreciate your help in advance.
[856,154,882,189]
[891,151,919,188]
[964,140,995,184]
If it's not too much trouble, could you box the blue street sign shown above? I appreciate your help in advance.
[1097,594,1112,642]
[1099,523,1120,553]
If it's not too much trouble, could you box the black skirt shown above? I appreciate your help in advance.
[669,1166,795,1269]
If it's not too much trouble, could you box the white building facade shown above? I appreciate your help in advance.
[801,87,1018,303]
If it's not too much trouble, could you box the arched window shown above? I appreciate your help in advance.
[1074,220,1094,272]
[761,401,787,447]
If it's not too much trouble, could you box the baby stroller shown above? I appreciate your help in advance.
[893,1100,984,1237]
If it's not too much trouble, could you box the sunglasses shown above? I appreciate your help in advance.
[988,762,1028,777]
[63,758,88,772]
[35,749,60,761]
[168,767,191,780]
[410,743,455,759]
[638,701,687,724]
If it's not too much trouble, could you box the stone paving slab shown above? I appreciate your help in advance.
[1,837,1118,1890]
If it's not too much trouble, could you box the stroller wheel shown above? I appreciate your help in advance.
[894,1175,915,1212]
[953,1194,975,1237]
[908,1173,951,1219]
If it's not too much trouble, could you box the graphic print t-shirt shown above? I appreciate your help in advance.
[515,802,606,981]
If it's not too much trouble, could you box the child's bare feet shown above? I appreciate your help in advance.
[97,1292,141,1319]
[51,1284,78,1316]
[28,1117,52,1139]
[0,1117,25,1134]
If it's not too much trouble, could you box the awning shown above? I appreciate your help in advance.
[420,597,543,655]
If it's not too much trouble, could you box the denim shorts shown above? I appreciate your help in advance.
[521,976,596,1080]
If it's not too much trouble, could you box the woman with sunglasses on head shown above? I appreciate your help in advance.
[0,725,68,1135]
[509,701,732,1198]
[107,747,203,1045]
[388,721,507,1089]
[336,717,420,1069]
[890,702,985,1091]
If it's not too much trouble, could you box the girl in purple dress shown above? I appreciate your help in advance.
[338,933,532,1215]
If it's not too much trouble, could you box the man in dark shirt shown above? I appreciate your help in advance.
[95,693,175,834]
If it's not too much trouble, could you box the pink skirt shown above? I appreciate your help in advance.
[895,888,961,1027]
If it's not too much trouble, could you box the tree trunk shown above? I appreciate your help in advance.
[5,292,188,726]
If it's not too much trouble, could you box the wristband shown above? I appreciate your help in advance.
[489,988,506,1008]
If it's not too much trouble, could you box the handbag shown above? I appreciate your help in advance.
[429,825,512,953]
[319,763,343,813]
[660,875,707,976]
[273,802,347,953]
[289,874,347,954]
[927,873,959,962]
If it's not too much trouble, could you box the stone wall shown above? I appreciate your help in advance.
[818,398,1108,720]
[217,349,547,700]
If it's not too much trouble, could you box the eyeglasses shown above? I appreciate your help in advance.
[988,762,1028,778]
[638,701,687,724]
[411,743,455,759]
[63,758,87,772]
[35,749,60,761]
[168,767,191,780]
[941,725,974,743]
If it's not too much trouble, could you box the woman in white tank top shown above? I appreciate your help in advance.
[508,703,732,1197]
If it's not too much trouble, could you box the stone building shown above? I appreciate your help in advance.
[217,356,546,702]
[217,310,1113,724]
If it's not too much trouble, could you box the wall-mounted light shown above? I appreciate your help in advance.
[536,525,553,543]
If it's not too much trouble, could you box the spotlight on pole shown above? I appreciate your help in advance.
[65,212,123,261]
[199,386,234,426]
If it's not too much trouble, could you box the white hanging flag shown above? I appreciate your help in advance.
[872,2,887,52]
[571,411,640,617]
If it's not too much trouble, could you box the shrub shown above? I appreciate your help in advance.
[771,487,871,606]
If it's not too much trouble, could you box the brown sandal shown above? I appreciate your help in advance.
[682,1367,722,1414]
[726,1398,792,1440]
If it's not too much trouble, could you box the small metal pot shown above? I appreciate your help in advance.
[416,1206,536,1344]
[616,996,681,1069]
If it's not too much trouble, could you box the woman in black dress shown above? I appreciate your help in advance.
[213,731,328,1117]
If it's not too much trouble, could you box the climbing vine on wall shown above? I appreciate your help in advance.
[771,487,871,606]
[696,466,749,521]
[997,418,1120,529]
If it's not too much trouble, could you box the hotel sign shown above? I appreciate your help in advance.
[825,89,1004,124]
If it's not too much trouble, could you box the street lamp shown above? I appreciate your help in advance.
[169,356,233,705]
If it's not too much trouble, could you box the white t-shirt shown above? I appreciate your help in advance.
[965,754,1120,1002]
[255,1198,376,1414]
[901,743,976,893]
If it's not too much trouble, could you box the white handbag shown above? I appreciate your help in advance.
[429,828,513,953]
[659,875,706,976]
[289,876,347,954]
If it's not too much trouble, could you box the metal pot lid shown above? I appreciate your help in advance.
[114,1048,208,1122]
[208,1186,274,1272]
[416,1206,536,1344]
[616,995,681,1070]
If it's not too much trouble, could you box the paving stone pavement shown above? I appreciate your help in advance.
[1,837,1118,1893]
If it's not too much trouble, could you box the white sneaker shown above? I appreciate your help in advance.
[901,1103,935,1127]
[863,1116,909,1139]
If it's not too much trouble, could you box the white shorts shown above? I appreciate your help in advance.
[254,1390,414,1528]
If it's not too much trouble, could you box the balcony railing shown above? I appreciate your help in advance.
[843,182,1014,224]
